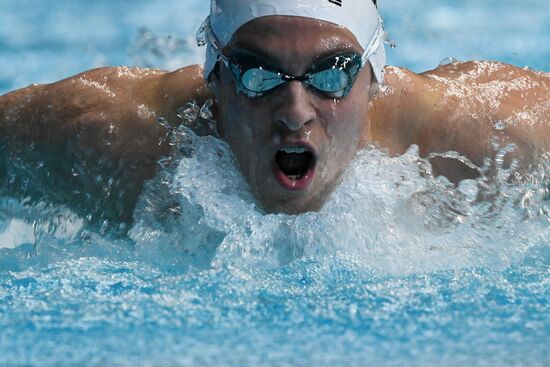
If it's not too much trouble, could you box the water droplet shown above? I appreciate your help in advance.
[177,101,200,125]
[196,20,207,47]
[199,99,214,120]
[439,57,458,66]
[156,116,171,130]
[99,220,109,236]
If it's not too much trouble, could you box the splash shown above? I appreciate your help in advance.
[130,113,550,275]
[1,105,549,367]
[1,100,549,275]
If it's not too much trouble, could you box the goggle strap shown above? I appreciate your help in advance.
[361,18,384,66]
[201,16,228,64]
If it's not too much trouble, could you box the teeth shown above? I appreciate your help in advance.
[280,146,309,154]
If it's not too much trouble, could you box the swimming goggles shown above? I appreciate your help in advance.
[201,17,384,99]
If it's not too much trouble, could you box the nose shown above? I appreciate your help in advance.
[272,81,316,132]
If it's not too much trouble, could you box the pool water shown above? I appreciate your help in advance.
[1,1,549,366]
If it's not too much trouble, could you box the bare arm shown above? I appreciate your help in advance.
[0,65,212,222]
[0,65,211,159]
[371,62,550,181]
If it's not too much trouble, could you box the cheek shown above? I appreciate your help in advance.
[217,87,272,178]
[324,99,367,150]
[324,72,371,151]
[222,110,254,170]
[219,85,255,143]
[218,86,276,149]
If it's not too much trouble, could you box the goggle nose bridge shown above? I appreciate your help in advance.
[280,74,311,83]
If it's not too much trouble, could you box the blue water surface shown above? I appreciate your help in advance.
[1,1,549,366]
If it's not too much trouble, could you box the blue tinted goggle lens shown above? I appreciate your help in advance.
[227,53,362,98]
[241,68,286,92]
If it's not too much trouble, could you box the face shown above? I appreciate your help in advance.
[211,16,373,214]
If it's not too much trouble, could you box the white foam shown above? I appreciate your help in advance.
[0,219,35,249]
[131,126,550,275]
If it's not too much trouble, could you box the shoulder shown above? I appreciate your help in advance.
[370,61,550,172]
[421,60,549,81]
[154,65,212,123]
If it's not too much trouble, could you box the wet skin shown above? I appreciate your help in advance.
[210,17,374,214]
[1,16,549,220]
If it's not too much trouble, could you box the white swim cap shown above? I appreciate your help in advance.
[198,0,386,83]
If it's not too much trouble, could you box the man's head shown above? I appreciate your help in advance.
[198,0,386,214]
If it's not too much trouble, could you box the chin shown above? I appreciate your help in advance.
[256,183,336,215]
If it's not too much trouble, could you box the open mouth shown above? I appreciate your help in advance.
[273,144,317,190]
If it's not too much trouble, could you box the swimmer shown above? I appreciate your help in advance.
[1,0,549,220]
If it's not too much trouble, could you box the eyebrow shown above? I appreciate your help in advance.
[229,44,361,71]
[228,48,281,69]
[310,47,361,64]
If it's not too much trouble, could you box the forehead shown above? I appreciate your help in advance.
[227,16,363,61]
